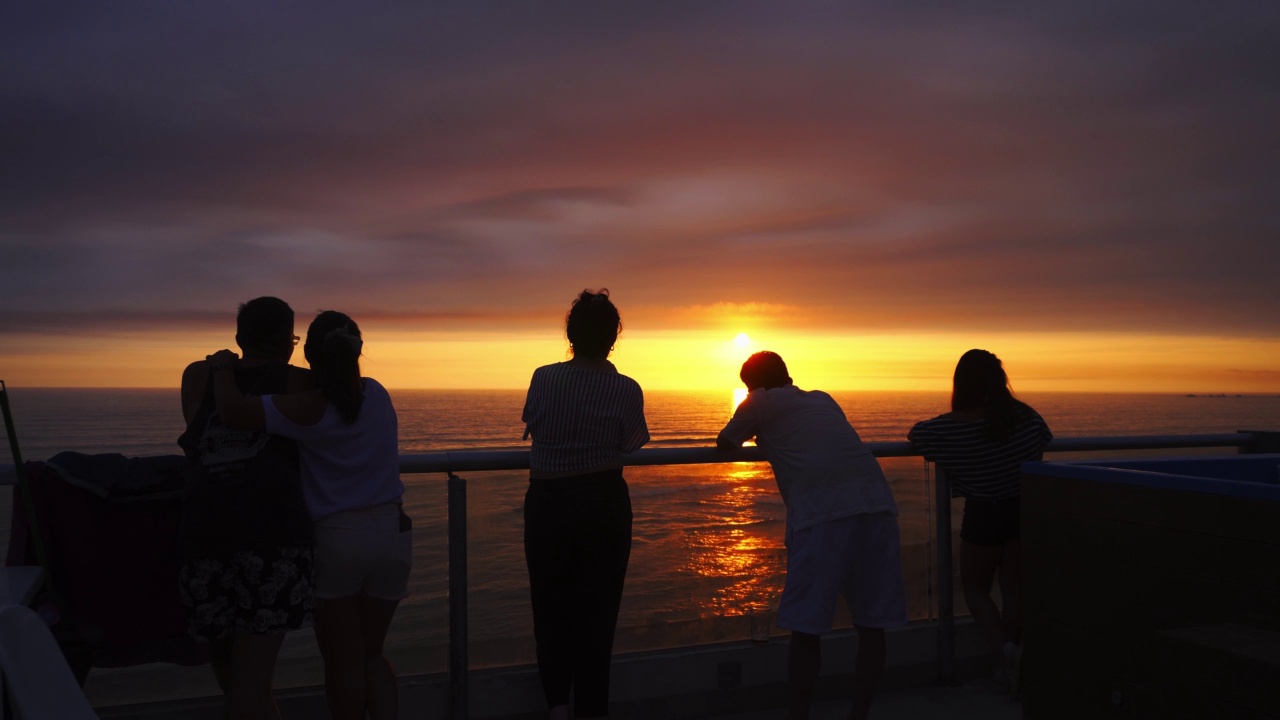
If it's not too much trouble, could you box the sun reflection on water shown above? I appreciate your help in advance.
[683,475,786,617]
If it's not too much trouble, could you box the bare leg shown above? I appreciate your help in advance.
[997,539,1023,646]
[960,540,1006,667]
[847,625,885,720]
[223,631,285,720]
[360,594,402,720]
[207,633,234,694]
[787,631,821,720]
[315,595,367,720]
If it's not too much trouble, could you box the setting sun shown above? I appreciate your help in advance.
[734,333,751,349]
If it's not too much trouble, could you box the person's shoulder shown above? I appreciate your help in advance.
[614,371,644,391]
[181,359,208,380]
[803,387,837,404]
[530,362,565,378]
[180,360,209,421]
[1015,401,1050,430]
[792,386,841,410]
[912,413,962,430]
[361,377,397,409]
[1016,401,1044,419]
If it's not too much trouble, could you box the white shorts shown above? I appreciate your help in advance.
[314,503,412,601]
[777,512,908,635]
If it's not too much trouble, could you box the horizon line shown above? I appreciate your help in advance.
[6,386,1279,397]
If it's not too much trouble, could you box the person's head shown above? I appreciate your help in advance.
[565,289,621,361]
[303,310,364,423]
[739,351,792,391]
[235,296,296,361]
[951,348,1013,413]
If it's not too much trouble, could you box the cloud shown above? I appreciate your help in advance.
[1,1,1277,350]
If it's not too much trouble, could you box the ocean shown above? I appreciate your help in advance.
[2,387,1277,704]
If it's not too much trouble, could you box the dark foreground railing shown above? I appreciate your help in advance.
[399,432,1270,720]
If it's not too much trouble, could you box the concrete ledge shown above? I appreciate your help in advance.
[97,620,994,719]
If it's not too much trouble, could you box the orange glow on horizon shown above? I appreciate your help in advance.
[2,326,1278,395]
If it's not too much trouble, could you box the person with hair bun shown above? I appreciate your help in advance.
[908,349,1052,695]
[207,310,409,720]
[521,289,649,720]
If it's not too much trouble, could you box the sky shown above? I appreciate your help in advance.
[3,2,1279,393]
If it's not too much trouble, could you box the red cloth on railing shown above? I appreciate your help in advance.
[6,459,207,668]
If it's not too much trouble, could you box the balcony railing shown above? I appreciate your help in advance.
[402,432,1267,720]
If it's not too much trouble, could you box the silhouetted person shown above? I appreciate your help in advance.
[522,289,649,719]
[908,349,1052,695]
[177,296,314,720]
[208,311,409,720]
[718,351,906,720]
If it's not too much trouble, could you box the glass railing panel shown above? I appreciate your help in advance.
[3,432,1261,708]
[451,456,942,666]
[80,472,452,707]
[379,471,451,675]
[616,461,784,651]
[462,469,536,668]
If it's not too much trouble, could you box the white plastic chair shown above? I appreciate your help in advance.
[1,380,51,608]
[0,465,43,609]
[0,604,99,719]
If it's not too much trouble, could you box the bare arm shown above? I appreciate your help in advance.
[717,395,757,450]
[180,360,208,425]
[207,350,267,430]
[208,349,328,430]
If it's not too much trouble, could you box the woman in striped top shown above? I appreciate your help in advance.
[521,289,649,719]
[908,349,1051,691]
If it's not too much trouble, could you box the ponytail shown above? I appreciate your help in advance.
[304,311,364,424]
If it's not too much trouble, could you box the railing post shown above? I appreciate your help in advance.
[447,472,469,720]
[933,465,954,685]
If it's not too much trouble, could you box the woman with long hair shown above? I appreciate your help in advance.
[907,349,1051,694]
[207,310,409,720]
[521,289,649,719]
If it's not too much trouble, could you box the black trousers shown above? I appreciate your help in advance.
[524,469,632,718]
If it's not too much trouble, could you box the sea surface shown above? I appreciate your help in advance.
[2,387,1277,704]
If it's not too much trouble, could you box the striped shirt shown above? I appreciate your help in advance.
[907,405,1052,500]
[522,361,649,477]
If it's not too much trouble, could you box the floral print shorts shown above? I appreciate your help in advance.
[178,545,315,641]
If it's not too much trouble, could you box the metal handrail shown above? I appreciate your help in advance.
[403,433,1257,474]
[425,432,1260,718]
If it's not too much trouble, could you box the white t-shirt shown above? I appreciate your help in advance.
[718,385,898,536]
[264,377,403,521]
